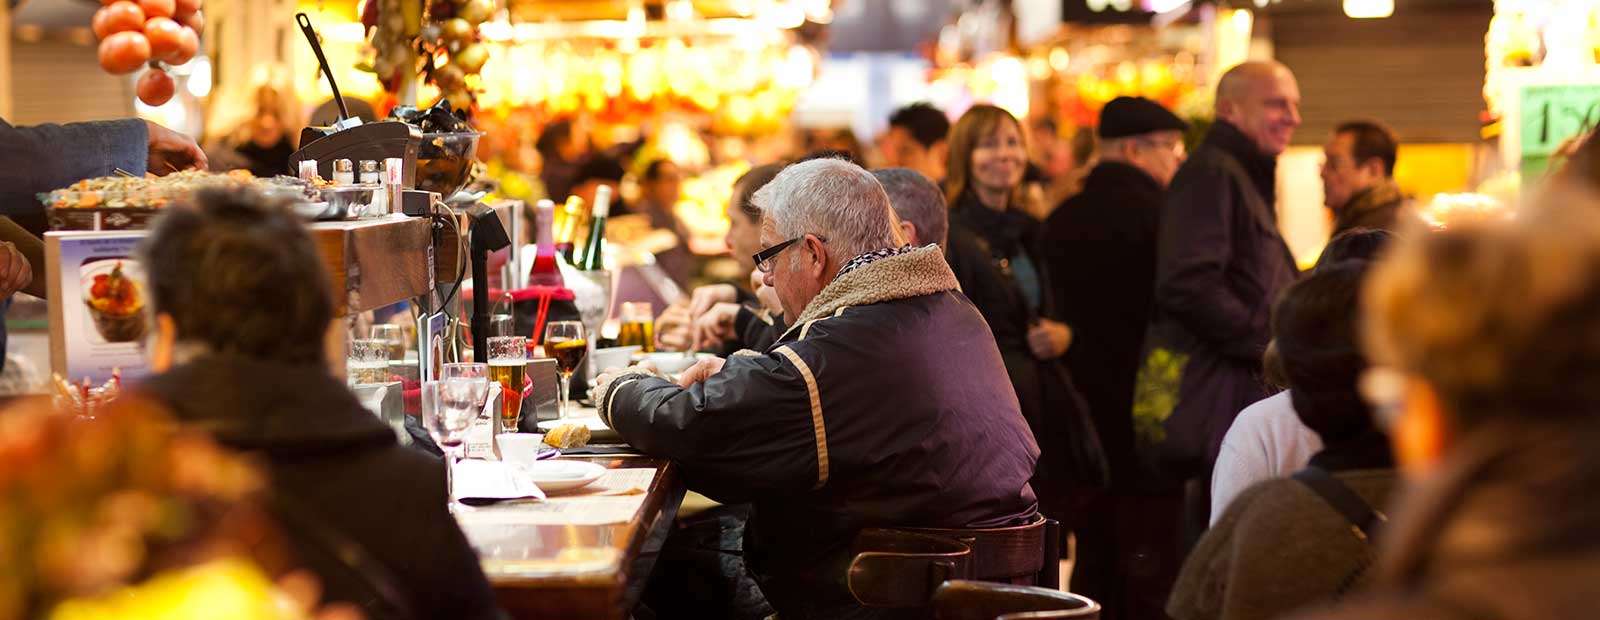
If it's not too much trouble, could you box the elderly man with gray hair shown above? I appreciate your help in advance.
[689,165,953,353]
[596,158,1039,619]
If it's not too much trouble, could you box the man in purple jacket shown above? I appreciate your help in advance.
[598,158,1039,620]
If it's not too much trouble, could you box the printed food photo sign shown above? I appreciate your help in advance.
[47,231,152,384]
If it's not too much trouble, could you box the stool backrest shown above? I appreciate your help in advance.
[932,580,1100,620]
[848,529,975,608]
[901,514,1059,586]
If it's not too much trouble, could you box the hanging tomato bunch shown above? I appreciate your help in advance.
[92,0,204,106]
[361,0,493,111]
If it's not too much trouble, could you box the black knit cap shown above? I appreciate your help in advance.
[1098,96,1188,139]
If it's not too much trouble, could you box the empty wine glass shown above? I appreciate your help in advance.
[542,321,587,419]
[423,380,476,513]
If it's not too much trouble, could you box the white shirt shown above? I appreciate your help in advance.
[1209,390,1325,526]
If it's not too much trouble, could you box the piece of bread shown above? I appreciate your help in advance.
[543,423,591,449]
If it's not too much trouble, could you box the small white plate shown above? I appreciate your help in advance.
[518,460,606,492]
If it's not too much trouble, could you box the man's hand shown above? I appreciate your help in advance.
[0,242,33,298]
[595,362,661,399]
[1027,319,1073,360]
[144,119,207,174]
[676,356,726,388]
[655,304,692,351]
[687,283,738,321]
[691,302,741,351]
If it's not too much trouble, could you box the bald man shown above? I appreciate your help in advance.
[1149,61,1302,482]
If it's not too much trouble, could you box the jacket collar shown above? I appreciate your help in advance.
[783,244,960,338]
[1204,120,1277,201]
[135,354,397,454]
[1334,179,1404,226]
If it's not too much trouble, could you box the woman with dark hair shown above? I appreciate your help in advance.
[133,188,500,620]
[943,104,1104,528]
[1170,262,1396,620]
[1211,228,1395,523]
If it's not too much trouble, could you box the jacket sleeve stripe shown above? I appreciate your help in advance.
[774,345,829,489]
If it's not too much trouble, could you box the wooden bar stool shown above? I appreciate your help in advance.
[932,580,1101,620]
[847,529,975,608]
[900,514,1060,587]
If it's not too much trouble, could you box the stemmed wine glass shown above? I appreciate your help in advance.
[423,380,481,513]
[542,321,588,419]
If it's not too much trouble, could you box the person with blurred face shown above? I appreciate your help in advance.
[1042,96,1189,616]
[637,158,693,287]
[654,163,783,352]
[879,102,951,183]
[596,158,1038,620]
[944,104,1100,548]
[1321,120,1408,236]
[1149,61,1303,483]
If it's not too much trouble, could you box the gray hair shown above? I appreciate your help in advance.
[752,158,904,265]
[871,168,948,247]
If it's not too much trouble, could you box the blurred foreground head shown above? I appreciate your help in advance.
[139,187,335,370]
[1362,188,1600,475]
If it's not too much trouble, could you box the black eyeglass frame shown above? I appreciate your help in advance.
[752,234,828,273]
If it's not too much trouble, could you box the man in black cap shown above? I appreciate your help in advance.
[1042,95,1188,620]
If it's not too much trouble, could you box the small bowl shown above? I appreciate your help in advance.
[634,352,713,376]
[590,345,641,375]
[320,183,381,219]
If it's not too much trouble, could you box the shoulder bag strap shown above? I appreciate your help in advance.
[269,490,418,620]
[1293,466,1387,542]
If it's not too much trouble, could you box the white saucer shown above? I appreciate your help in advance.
[516,460,606,492]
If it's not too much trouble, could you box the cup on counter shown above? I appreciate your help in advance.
[496,432,545,468]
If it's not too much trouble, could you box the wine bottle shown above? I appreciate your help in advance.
[529,199,565,287]
[580,185,612,271]
[555,195,584,266]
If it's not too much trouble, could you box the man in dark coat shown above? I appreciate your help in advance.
[1153,61,1301,477]
[597,159,1039,620]
[1045,96,1189,620]
[1321,119,1411,236]
[133,188,501,620]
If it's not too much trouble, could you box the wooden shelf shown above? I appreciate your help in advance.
[309,216,435,316]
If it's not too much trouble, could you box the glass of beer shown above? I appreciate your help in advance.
[347,339,391,387]
[617,302,655,352]
[543,320,587,419]
[371,324,409,361]
[488,336,528,433]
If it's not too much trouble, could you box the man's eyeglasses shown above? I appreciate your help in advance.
[753,234,827,273]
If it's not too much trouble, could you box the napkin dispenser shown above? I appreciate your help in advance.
[353,381,408,446]
[290,121,421,185]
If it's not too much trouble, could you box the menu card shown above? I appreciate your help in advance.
[453,459,546,504]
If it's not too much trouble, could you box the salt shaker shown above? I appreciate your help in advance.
[332,159,355,185]
[360,160,387,215]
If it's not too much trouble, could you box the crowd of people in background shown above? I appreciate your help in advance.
[18,50,1600,620]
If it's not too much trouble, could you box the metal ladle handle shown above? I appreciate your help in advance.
[296,12,350,123]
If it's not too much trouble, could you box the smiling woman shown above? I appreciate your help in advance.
[942,104,1106,548]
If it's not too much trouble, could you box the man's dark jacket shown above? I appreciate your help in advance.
[1152,120,1299,473]
[599,246,1040,619]
[1044,161,1163,488]
[138,355,502,620]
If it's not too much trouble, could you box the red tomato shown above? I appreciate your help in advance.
[167,26,199,65]
[138,0,175,19]
[137,69,175,106]
[91,2,145,40]
[181,10,204,37]
[173,0,200,20]
[98,31,150,75]
[144,17,183,62]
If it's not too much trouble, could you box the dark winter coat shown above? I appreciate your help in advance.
[946,192,1106,500]
[1330,180,1410,237]
[1044,161,1164,488]
[1152,120,1299,473]
[599,246,1040,620]
[137,355,502,620]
